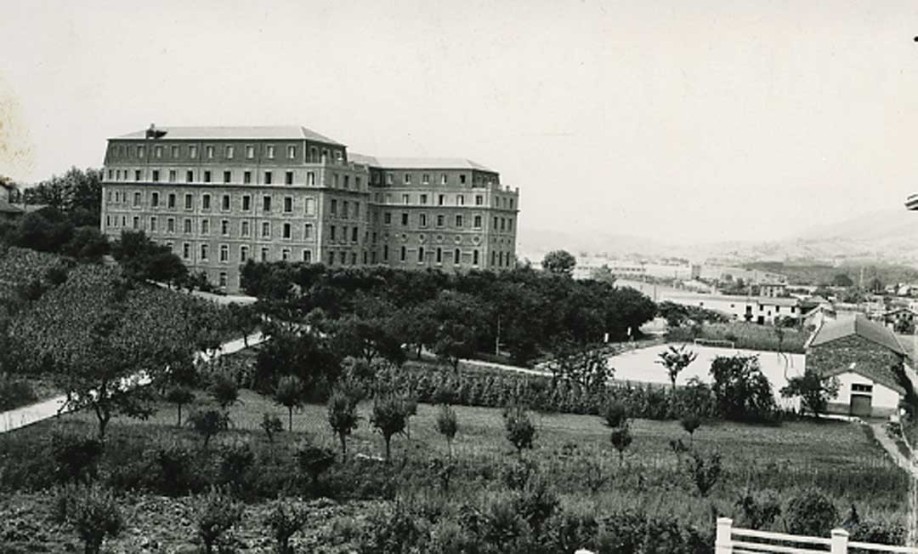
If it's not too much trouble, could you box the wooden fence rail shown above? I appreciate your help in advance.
[715,518,918,554]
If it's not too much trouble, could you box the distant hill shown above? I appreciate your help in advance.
[518,209,918,275]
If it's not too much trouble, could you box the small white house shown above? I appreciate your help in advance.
[805,315,908,418]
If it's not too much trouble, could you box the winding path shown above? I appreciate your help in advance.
[0,332,265,434]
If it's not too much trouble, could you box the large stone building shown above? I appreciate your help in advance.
[100,125,520,292]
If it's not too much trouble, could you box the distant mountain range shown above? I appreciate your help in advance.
[518,209,918,268]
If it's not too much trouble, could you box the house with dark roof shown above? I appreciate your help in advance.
[805,314,908,418]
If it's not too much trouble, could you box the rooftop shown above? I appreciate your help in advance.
[663,292,799,306]
[805,313,905,355]
[349,153,495,172]
[113,126,344,146]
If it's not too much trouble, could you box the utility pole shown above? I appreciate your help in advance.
[495,315,501,356]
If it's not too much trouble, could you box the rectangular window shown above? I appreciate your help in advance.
[282,248,290,261]
[154,146,163,159]
[240,246,248,262]
[206,145,214,159]
[307,172,315,186]
[133,216,140,229]
[422,173,430,185]
[242,195,251,211]
[287,145,295,159]
[169,170,176,183]
[204,171,212,183]
[455,215,463,227]
[473,249,479,265]
[152,170,160,183]
[262,222,271,237]
[219,272,227,287]
[474,215,482,228]
[267,145,275,159]
[182,243,190,259]
[135,170,142,181]
[343,201,349,219]
[330,225,336,241]
[200,244,208,260]
[475,195,483,206]
[419,214,427,227]
[246,145,255,159]
[220,245,228,262]
[226,145,234,159]
[137,146,144,158]
[223,171,231,184]
[303,249,312,263]
[263,196,271,212]
[305,197,316,216]
[454,249,461,265]
[190,146,198,159]
[167,218,175,233]
[384,212,392,225]
[133,192,142,207]
[400,246,406,261]
[404,173,411,185]
[243,171,252,184]
[383,244,389,261]
[221,219,229,236]
[437,214,445,227]
[438,194,445,206]
[186,170,194,183]
[171,146,179,158]
[402,194,410,204]
[220,194,230,211]
[457,195,465,206]
[151,192,159,207]
[265,171,273,185]
[331,199,338,216]
[304,223,313,239]
[202,194,211,210]
[460,174,467,184]
[284,197,292,213]
[386,174,393,185]
[440,173,447,185]
[401,213,409,226]
[283,223,291,239]
[420,194,427,205]
[351,227,358,242]
[285,171,293,185]
[241,221,250,237]
[201,219,210,234]
[150,217,157,232]
[184,219,192,233]
[344,175,350,189]
[261,248,269,262]
[418,246,425,263]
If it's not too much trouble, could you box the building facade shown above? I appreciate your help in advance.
[100,125,520,291]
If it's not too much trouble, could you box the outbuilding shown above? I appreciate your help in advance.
[805,314,908,418]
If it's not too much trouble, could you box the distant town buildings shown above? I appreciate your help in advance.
[100,125,520,292]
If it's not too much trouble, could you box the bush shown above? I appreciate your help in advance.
[600,400,628,428]
[0,374,37,411]
[685,449,721,497]
[503,405,536,457]
[710,355,777,423]
[436,404,459,457]
[785,489,838,536]
[54,484,123,554]
[195,487,243,554]
[850,520,907,546]
[734,489,782,530]
[187,409,229,447]
[151,443,201,496]
[609,425,633,464]
[358,502,428,553]
[218,442,255,494]
[51,434,103,484]
[296,443,337,490]
[265,499,310,554]
[261,413,284,443]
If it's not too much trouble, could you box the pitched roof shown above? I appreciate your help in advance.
[349,153,495,172]
[805,313,906,355]
[113,126,344,145]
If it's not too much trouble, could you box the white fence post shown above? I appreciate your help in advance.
[830,528,849,554]
[715,517,733,554]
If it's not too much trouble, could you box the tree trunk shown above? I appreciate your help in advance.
[416,344,422,360]
[339,434,347,459]
[288,407,293,432]
[384,436,391,462]
[95,404,111,441]
[177,403,183,427]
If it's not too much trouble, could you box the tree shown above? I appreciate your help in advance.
[295,444,336,487]
[261,413,283,443]
[680,413,701,443]
[327,389,360,458]
[785,489,839,536]
[780,370,839,419]
[195,488,242,554]
[209,374,239,412]
[542,250,576,276]
[656,345,698,390]
[371,396,410,462]
[61,226,110,262]
[54,484,123,554]
[600,400,628,429]
[227,302,261,348]
[609,425,632,464]
[187,409,229,448]
[24,167,103,226]
[686,449,721,497]
[710,355,776,422]
[165,386,195,427]
[504,404,536,458]
[831,273,854,287]
[436,404,459,458]
[273,375,305,431]
[111,230,187,285]
[10,264,219,438]
[265,500,310,554]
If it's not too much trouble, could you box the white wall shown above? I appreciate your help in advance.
[831,371,900,411]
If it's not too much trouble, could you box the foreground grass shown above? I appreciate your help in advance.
[0,387,908,551]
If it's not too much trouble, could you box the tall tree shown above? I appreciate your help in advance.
[541,250,577,276]
[656,345,698,390]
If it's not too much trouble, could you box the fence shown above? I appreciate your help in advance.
[715,518,918,554]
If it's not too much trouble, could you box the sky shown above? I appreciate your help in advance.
[2,0,918,246]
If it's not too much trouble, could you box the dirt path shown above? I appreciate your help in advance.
[870,422,917,473]
[0,332,265,434]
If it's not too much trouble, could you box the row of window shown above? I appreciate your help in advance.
[113,143,344,164]
[378,211,514,232]
[110,190,321,216]
[107,168,329,187]
[373,192,494,208]
[107,214,323,241]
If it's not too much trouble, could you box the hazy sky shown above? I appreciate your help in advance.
[2,0,918,245]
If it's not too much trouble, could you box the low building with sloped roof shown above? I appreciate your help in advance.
[805,314,908,418]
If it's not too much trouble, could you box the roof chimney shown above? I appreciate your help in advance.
[145,123,156,139]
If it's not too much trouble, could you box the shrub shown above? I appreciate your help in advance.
[850,520,907,546]
[0,374,37,411]
[609,425,633,464]
[265,499,310,554]
[680,413,701,441]
[54,484,123,554]
[187,409,229,448]
[151,443,200,496]
[51,434,103,484]
[503,404,536,457]
[514,475,560,537]
[785,489,838,536]
[371,396,410,462]
[600,400,628,428]
[686,449,721,497]
[436,404,459,458]
[195,487,243,554]
[218,442,255,494]
[358,502,428,553]
[710,355,777,422]
[502,458,538,491]
[734,489,782,530]
[327,389,360,458]
[261,413,284,443]
[296,443,337,489]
